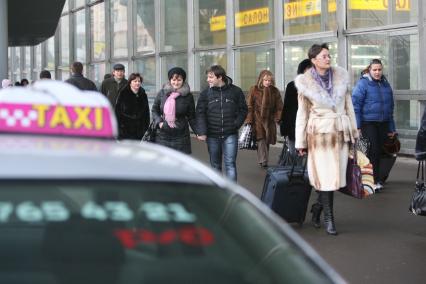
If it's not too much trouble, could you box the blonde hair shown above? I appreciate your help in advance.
[256,70,275,88]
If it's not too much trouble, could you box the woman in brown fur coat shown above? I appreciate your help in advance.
[245,70,283,168]
[295,44,358,235]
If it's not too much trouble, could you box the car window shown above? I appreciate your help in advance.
[0,180,333,284]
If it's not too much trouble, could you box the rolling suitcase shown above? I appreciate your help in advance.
[261,159,312,225]
[379,153,397,182]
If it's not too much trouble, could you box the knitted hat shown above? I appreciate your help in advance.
[168,67,186,82]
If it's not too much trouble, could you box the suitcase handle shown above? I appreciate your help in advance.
[288,155,308,181]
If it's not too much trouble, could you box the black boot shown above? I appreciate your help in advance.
[310,203,322,228]
[319,192,338,236]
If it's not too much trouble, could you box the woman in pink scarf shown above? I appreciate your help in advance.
[151,67,197,154]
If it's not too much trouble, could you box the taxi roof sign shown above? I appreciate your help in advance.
[0,81,117,139]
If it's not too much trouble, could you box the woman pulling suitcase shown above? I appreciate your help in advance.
[295,44,359,235]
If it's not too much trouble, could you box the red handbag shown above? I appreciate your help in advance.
[340,146,364,199]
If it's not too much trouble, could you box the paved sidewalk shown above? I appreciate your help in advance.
[191,139,425,284]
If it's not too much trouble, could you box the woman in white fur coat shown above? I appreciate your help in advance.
[295,43,358,235]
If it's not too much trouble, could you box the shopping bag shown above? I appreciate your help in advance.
[357,151,375,197]
[238,124,257,150]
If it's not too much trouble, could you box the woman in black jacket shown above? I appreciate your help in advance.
[152,67,197,154]
[115,73,150,140]
[280,59,312,154]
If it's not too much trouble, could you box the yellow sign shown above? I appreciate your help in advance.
[284,0,336,20]
[209,0,410,31]
[235,7,269,28]
[210,15,226,32]
[349,0,410,11]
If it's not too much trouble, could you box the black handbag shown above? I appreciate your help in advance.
[141,121,156,143]
[409,161,426,216]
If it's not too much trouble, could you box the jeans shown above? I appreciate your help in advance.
[207,134,238,181]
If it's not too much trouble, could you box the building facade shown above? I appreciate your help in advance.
[7,0,425,154]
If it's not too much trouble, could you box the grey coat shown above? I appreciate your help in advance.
[100,77,128,109]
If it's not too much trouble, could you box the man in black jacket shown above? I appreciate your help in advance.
[65,62,97,91]
[100,63,128,109]
[196,65,248,181]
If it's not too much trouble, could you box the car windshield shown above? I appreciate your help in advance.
[0,180,332,284]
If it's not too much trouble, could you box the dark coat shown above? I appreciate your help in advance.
[280,81,298,141]
[352,74,396,132]
[244,85,282,145]
[416,107,426,161]
[115,86,150,140]
[196,79,248,138]
[152,82,196,154]
[65,74,98,91]
[100,77,128,109]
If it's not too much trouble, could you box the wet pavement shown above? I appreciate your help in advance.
[191,138,425,284]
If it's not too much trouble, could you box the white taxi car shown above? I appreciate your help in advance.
[0,81,345,284]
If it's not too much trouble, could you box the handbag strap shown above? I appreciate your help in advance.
[352,140,358,165]
[417,160,424,182]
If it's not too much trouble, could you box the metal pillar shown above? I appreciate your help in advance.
[0,0,8,81]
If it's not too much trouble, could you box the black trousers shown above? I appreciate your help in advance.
[361,121,389,183]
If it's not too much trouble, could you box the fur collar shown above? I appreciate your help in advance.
[162,82,190,97]
[295,66,349,108]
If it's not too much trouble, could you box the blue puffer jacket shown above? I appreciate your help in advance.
[352,73,396,132]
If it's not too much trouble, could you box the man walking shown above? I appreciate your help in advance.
[65,62,97,91]
[100,63,127,108]
[196,65,248,181]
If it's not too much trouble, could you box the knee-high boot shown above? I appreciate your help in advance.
[310,191,322,228]
[319,191,338,235]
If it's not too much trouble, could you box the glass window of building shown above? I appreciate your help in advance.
[111,0,128,58]
[8,48,11,79]
[63,0,69,13]
[283,0,337,35]
[395,100,420,130]
[161,0,187,52]
[161,53,188,84]
[88,63,106,88]
[34,44,42,76]
[235,0,274,45]
[23,47,31,80]
[136,0,155,54]
[91,2,105,61]
[59,68,70,80]
[196,50,227,91]
[46,36,55,71]
[347,0,417,29]
[348,33,418,90]
[60,15,70,66]
[235,45,275,91]
[197,0,226,47]
[283,40,337,85]
[13,47,21,81]
[74,9,86,62]
[74,0,86,8]
[135,57,156,93]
